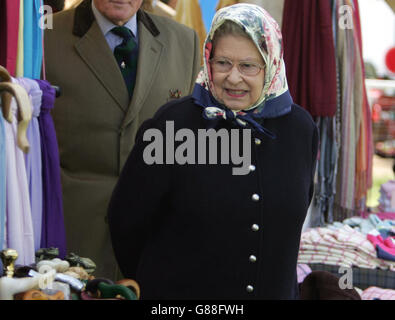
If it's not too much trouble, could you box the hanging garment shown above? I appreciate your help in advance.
[353,0,373,211]
[282,0,337,118]
[16,0,24,77]
[16,77,43,252]
[333,0,367,220]
[216,0,240,11]
[36,80,66,259]
[0,106,6,251]
[175,0,206,64]
[309,117,338,227]
[4,79,35,266]
[23,0,43,79]
[240,0,285,27]
[0,0,20,77]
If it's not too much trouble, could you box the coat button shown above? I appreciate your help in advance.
[251,224,259,231]
[249,255,257,263]
[252,194,260,202]
[249,165,256,172]
[254,138,261,145]
[246,285,254,293]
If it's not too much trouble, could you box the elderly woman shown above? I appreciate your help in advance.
[108,4,318,300]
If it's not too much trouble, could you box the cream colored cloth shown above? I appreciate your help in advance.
[216,0,240,11]
[240,0,285,27]
[151,1,176,19]
[15,0,24,77]
[175,0,206,63]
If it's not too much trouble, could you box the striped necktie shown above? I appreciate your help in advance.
[111,26,138,99]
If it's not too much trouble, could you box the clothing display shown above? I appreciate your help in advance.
[299,213,395,274]
[298,225,395,271]
[0,74,67,265]
[1,0,393,301]
[282,0,373,226]
[0,0,20,76]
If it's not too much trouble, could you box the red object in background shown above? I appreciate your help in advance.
[372,103,382,122]
[385,47,395,73]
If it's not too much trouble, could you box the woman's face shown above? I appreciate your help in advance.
[211,34,265,111]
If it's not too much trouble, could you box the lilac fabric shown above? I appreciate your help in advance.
[0,107,6,253]
[15,77,43,252]
[36,79,66,258]
[5,80,35,265]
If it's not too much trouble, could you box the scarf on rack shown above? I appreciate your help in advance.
[192,3,293,139]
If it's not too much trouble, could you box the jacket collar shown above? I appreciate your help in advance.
[72,0,160,38]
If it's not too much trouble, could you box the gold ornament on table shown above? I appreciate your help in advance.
[1,249,18,278]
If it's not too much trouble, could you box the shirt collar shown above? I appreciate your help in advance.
[92,1,138,39]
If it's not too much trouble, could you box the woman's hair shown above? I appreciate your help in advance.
[211,20,251,55]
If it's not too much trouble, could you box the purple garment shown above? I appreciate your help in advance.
[36,79,66,258]
[16,77,43,252]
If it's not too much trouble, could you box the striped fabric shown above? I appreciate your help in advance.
[111,26,138,99]
[308,263,395,290]
[361,286,395,300]
[333,0,372,220]
[298,225,395,271]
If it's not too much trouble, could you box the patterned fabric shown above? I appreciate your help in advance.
[297,264,312,284]
[111,26,138,99]
[361,286,395,300]
[298,225,395,271]
[192,3,293,137]
[308,263,395,291]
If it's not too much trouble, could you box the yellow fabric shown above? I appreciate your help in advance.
[174,0,206,65]
[216,0,240,11]
[16,0,24,77]
[385,0,395,14]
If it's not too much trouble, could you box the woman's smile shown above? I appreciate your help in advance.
[225,88,249,98]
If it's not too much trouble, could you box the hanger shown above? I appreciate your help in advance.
[0,82,32,153]
[0,65,13,123]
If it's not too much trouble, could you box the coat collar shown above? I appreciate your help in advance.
[72,0,160,38]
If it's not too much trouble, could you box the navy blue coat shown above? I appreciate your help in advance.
[108,96,319,300]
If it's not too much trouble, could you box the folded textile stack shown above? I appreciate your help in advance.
[298,225,395,271]
[367,230,395,262]
[361,286,395,300]
[378,180,395,212]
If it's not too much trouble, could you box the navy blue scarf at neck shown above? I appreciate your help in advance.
[191,84,294,139]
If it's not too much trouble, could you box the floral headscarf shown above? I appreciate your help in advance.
[192,3,293,138]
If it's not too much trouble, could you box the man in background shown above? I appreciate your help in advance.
[44,0,201,279]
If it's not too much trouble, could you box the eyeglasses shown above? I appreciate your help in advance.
[209,57,265,76]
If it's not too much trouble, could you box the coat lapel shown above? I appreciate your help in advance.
[121,20,164,128]
[74,22,129,113]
